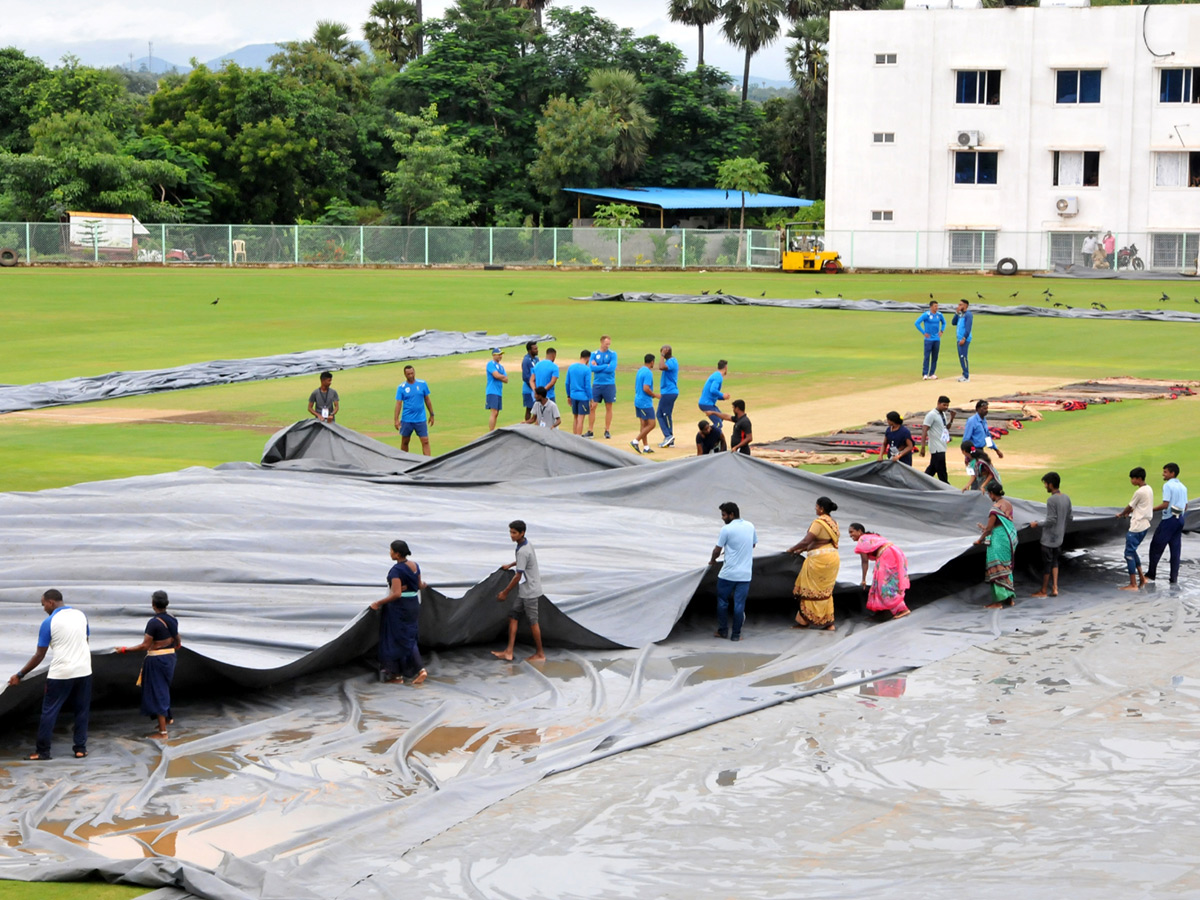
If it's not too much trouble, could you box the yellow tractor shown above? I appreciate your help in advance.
[781,224,844,273]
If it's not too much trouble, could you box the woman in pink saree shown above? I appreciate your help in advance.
[849,524,911,619]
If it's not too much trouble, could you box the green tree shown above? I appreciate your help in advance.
[586,68,656,182]
[722,0,787,102]
[0,48,51,153]
[666,0,722,67]
[384,104,478,225]
[363,0,421,65]
[715,155,771,230]
[31,55,137,130]
[592,202,642,228]
[528,95,619,221]
[516,0,552,31]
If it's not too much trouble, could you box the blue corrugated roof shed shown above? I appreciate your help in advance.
[562,187,812,210]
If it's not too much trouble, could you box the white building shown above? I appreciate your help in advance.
[824,2,1200,271]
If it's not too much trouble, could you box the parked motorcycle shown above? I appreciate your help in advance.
[1117,243,1144,271]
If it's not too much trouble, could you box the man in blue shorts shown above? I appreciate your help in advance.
[565,350,593,435]
[485,348,508,432]
[699,360,732,434]
[394,365,434,455]
[532,347,559,404]
[587,334,618,439]
[657,344,679,448]
[631,353,659,453]
[520,340,539,423]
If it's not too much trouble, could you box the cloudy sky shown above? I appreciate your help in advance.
[0,0,793,81]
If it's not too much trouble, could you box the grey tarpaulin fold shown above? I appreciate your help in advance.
[0,330,553,414]
[1038,263,1200,281]
[571,291,1200,323]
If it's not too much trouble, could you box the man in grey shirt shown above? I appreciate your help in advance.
[493,520,546,662]
[918,395,956,483]
[308,371,339,423]
[1029,471,1072,597]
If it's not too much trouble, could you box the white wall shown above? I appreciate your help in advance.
[825,4,1200,269]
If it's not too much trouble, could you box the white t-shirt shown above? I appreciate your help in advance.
[1129,484,1153,533]
[923,408,951,454]
[38,606,92,679]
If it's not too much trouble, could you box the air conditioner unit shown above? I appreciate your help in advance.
[956,130,981,148]
[1055,196,1079,217]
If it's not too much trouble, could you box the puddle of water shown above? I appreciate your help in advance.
[413,726,490,757]
[672,652,777,686]
[715,769,738,787]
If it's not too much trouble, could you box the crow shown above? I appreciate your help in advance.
[814,289,822,295]
[1042,288,1052,295]
[1161,292,1170,302]
[506,290,514,296]
[211,298,219,305]
[715,288,724,294]
[1053,302,1067,308]
[1091,302,1108,310]
[1009,291,1019,298]
[1193,297,1199,304]
[700,290,709,295]
[837,293,844,299]
[1045,292,1053,300]
[760,291,767,297]
[976,292,984,299]
[929,292,934,299]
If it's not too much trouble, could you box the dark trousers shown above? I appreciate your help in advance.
[1148,517,1184,583]
[924,451,949,483]
[37,675,92,757]
[957,341,970,378]
[922,339,941,376]
[656,393,677,439]
[716,578,749,639]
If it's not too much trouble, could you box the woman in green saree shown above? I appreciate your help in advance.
[975,483,1017,608]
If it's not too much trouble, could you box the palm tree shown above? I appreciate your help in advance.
[667,0,722,68]
[787,15,829,196]
[363,0,420,66]
[312,20,365,64]
[722,0,787,102]
[516,0,552,30]
[587,68,658,181]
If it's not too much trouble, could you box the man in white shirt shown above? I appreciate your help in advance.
[918,395,956,483]
[1116,467,1154,590]
[1081,233,1098,268]
[8,589,92,760]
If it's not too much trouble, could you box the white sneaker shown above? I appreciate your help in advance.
[662,435,675,448]
[957,376,970,382]
[922,375,930,380]
[930,374,938,380]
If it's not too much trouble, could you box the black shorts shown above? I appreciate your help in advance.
[1041,544,1061,574]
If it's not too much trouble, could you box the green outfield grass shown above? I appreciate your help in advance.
[0,883,148,899]
[2,267,1197,503]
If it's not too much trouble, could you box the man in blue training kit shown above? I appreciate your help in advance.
[520,340,539,423]
[532,347,559,403]
[914,300,946,380]
[565,350,593,435]
[485,348,508,432]
[394,365,434,455]
[952,299,974,382]
[657,344,679,448]
[708,502,757,641]
[632,353,659,453]
[587,334,618,439]
[698,360,731,448]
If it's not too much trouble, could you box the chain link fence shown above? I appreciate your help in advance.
[0,222,1195,273]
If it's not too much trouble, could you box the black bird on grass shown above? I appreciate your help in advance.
[1042,288,1052,295]
[1160,292,1170,302]
[760,291,766,297]
[1009,291,1019,298]
[929,292,934,299]
[1193,297,1199,304]
[211,298,219,305]
[700,290,709,295]
[715,288,724,294]
[1053,301,1067,308]
[837,293,844,299]
[1091,302,1108,310]
[976,292,984,299]
[814,289,822,295]
[506,290,514,296]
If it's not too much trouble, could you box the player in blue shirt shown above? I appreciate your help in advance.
[1147,462,1189,585]
[914,300,946,380]
[707,502,757,641]
[393,365,434,455]
[698,360,731,443]
[656,344,680,448]
[520,340,539,423]
[587,334,618,439]
[485,348,508,432]
[951,299,974,382]
[631,353,659,453]
[532,348,560,402]
[565,350,593,435]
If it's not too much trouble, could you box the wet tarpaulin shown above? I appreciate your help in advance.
[571,291,1200,323]
[1037,262,1200,281]
[0,330,552,414]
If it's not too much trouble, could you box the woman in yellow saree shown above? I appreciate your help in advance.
[788,496,841,631]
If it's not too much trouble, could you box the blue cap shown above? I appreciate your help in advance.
[491,347,503,354]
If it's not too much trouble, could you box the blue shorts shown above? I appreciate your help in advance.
[523,393,534,411]
[636,406,655,420]
[485,395,502,411]
[592,383,616,404]
[699,406,724,430]
[571,399,590,416]
[400,421,428,438]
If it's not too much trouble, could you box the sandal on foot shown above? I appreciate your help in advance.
[26,752,50,761]
[74,750,87,759]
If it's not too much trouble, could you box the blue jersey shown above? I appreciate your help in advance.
[565,363,592,401]
[914,311,945,340]
[486,361,506,397]
[953,310,974,343]
[634,367,655,409]
[532,359,560,399]
[521,353,537,395]
[660,357,679,395]
[699,371,725,407]
[590,349,618,386]
[396,379,431,422]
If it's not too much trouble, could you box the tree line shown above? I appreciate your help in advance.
[0,0,879,228]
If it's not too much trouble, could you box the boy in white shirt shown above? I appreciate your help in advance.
[1116,467,1154,590]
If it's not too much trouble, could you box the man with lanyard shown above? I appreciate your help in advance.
[10,589,92,760]
[656,344,680,448]
[1146,462,1189,585]
[308,371,340,423]
[394,364,434,456]
[708,502,757,642]
[631,353,659,453]
[587,334,618,439]
[960,399,1003,461]
[914,300,946,380]
[919,395,956,483]
[520,340,539,424]
[698,360,732,437]
[485,348,508,432]
[951,299,974,382]
[565,350,593,435]
[116,590,180,740]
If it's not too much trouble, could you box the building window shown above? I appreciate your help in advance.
[1154,151,1200,187]
[955,70,1001,105]
[1150,233,1200,270]
[875,53,897,66]
[949,231,997,267]
[873,132,895,144]
[871,210,894,222]
[1159,68,1199,104]
[1048,233,1091,267]
[1056,69,1102,104]
[1053,150,1100,187]
[954,151,998,185]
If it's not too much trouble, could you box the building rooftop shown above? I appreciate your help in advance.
[562,187,813,211]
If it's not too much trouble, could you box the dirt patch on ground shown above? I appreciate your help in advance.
[2,407,277,431]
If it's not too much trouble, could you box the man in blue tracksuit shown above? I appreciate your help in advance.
[587,335,618,439]
[914,300,946,380]
[951,299,974,382]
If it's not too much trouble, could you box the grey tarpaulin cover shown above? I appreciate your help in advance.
[1,425,1196,899]
[1039,263,1200,281]
[0,330,552,414]
[572,291,1200,323]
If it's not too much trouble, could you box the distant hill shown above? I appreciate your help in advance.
[204,43,283,70]
[111,55,188,75]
